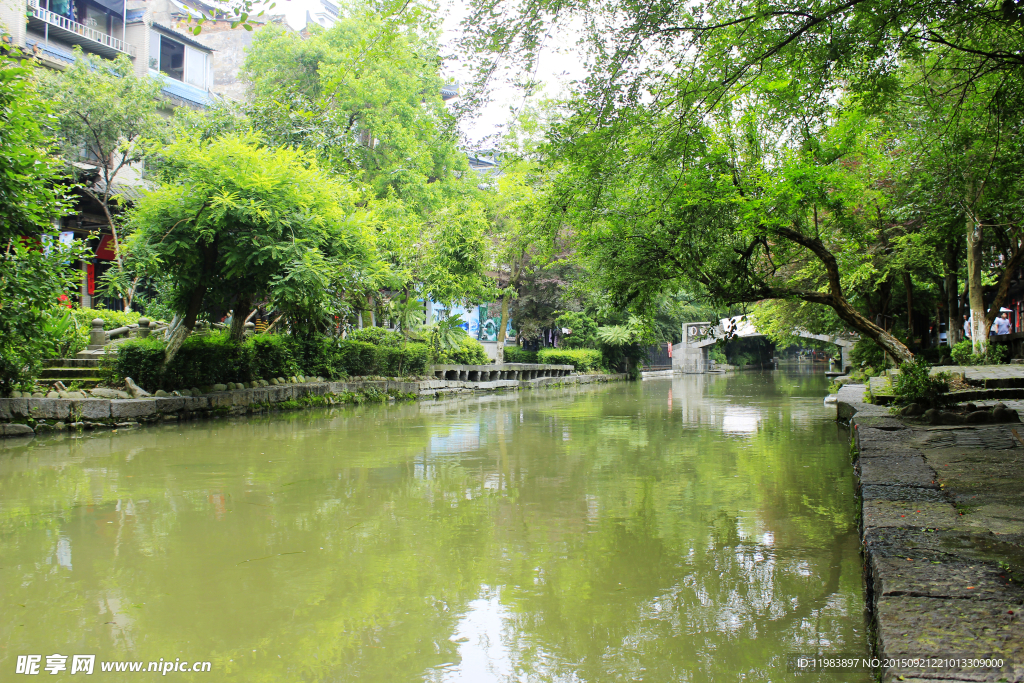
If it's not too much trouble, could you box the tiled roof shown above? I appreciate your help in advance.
[25,39,76,64]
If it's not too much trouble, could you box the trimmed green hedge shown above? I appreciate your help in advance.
[115,333,430,391]
[537,348,603,372]
[433,337,490,365]
[348,327,405,347]
[503,346,537,363]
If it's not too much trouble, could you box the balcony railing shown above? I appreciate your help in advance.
[27,0,136,58]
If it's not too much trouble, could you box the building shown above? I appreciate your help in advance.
[1,0,217,308]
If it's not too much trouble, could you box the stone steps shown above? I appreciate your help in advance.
[43,358,100,368]
[39,366,104,380]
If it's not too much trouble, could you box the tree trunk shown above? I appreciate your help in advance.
[495,295,509,364]
[163,285,207,367]
[966,210,989,352]
[827,293,914,365]
[903,272,914,339]
[367,293,376,327]
[771,226,914,364]
[943,240,960,344]
[229,294,251,342]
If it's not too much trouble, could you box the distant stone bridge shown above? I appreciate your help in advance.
[672,316,858,373]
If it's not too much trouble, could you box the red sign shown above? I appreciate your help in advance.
[96,234,117,261]
[667,342,672,358]
[86,263,95,295]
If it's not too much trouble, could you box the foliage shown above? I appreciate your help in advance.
[114,331,430,390]
[0,55,71,245]
[709,345,727,364]
[503,346,538,363]
[425,314,469,356]
[126,132,374,357]
[891,359,949,409]
[850,339,887,370]
[537,348,603,372]
[56,307,145,356]
[247,334,300,381]
[0,55,83,395]
[35,49,164,310]
[554,311,598,349]
[433,336,490,365]
[951,339,1008,366]
[348,327,406,347]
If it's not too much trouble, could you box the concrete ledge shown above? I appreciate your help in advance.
[0,372,629,438]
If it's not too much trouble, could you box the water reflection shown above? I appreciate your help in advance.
[0,371,868,682]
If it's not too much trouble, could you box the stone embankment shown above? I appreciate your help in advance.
[1,372,626,438]
[838,383,1024,682]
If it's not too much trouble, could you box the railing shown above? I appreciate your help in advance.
[28,4,137,57]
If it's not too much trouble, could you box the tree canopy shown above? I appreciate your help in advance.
[125,133,375,363]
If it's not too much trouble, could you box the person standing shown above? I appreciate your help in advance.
[963,314,971,340]
[997,312,1011,336]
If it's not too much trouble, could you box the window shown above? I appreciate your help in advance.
[159,34,184,81]
[150,30,210,89]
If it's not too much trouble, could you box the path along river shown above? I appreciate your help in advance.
[1,370,870,682]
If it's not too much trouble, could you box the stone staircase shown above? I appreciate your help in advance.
[36,317,160,389]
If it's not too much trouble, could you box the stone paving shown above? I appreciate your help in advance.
[838,384,1024,682]
[936,365,1024,383]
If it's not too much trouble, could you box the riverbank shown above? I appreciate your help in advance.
[837,384,1024,682]
[0,372,628,438]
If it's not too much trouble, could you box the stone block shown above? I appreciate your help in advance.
[0,398,28,420]
[29,399,71,420]
[207,393,233,409]
[229,391,251,407]
[859,455,938,488]
[69,399,110,421]
[153,397,185,413]
[862,500,962,530]
[109,399,157,419]
[875,595,1024,675]
[1,423,34,437]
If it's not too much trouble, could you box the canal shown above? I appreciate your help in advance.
[1,370,870,682]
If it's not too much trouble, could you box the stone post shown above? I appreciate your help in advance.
[137,318,150,338]
[90,319,106,348]
[244,322,255,337]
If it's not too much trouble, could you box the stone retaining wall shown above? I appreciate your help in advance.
[0,373,627,438]
[838,384,1024,682]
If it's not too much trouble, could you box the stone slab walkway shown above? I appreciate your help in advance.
[840,385,1024,682]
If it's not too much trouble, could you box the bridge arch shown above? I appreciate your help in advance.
[672,316,857,374]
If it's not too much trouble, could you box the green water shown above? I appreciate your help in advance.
[1,371,870,682]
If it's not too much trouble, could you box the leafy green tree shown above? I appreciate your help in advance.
[35,50,164,311]
[0,54,85,395]
[124,133,375,365]
[242,9,498,326]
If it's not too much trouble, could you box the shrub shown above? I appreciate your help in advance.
[376,342,429,376]
[504,346,537,363]
[433,337,490,365]
[951,339,1009,366]
[538,348,604,372]
[61,307,146,357]
[554,311,598,349]
[850,338,886,369]
[892,358,949,409]
[114,332,428,390]
[112,337,165,390]
[245,334,300,380]
[348,327,406,347]
[332,340,378,376]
